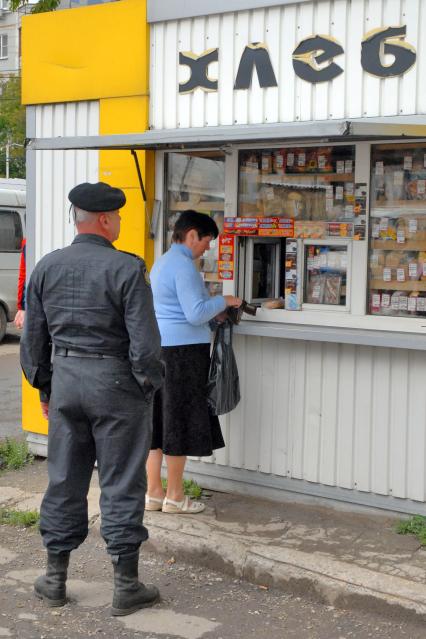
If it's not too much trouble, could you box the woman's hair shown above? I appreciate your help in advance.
[172,210,219,243]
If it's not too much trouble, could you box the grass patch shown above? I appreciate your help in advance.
[0,438,33,471]
[396,515,426,546]
[161,478,203,500]
[0,508,40,528]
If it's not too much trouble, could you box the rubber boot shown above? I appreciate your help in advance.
[111,551,160,616]
[34,552,70,607]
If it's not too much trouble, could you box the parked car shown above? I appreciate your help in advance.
[0,179,26,342]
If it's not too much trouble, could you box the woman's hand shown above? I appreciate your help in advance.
[214,311,228,323]
[224,295,242,308]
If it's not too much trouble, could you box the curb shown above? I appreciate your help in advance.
[142,517,426,621]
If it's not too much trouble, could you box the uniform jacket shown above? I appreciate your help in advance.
[20,233,164,401]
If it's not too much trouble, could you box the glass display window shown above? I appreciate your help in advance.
[369,143,426,318]
[238,145,356,236]
[165,151,225,296]
[303,243,349,307]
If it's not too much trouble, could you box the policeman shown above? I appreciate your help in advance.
[20,182,164,616]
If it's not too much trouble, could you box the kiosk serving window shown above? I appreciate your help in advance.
[165,151,225,295]
[235,145,356,308]
[369,143,426,318]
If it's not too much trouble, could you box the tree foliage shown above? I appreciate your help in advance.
[0,76,26,178]
[9,0,60,13]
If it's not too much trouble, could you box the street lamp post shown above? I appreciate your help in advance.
[3,140,24,178]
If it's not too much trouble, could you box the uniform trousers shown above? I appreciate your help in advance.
[40,354,152,558]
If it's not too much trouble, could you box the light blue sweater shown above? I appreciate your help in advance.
[150,243,227,346]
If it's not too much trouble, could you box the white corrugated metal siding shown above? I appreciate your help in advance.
[150,0,426,129]
[195,335,426,504]
[34,101,99,261]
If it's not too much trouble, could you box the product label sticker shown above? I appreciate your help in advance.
[372,222,380,238]
[409,262,418,277]
[345,160,353,174]
[336,160,345,174]
[298,153,306,167]
[409,218,418,233]
[218,235,235,281]
[287,153,294,166]
[383,267,392,282]
[404,155,413,170]
[394,171,404,186]
[397,230,405,244]
[372,294,381,307]
[344,205,354,218]
[318,155,326,169]
[399,295,408,311]
[381,293,390,307]
[335,186,344,200]
[408,297,417,312]
[375,161,384,175]
[380,218,389,231]
[418,180,426,195]
[275,153,284,168]
[345,182,354,196]
[397,268,406,282]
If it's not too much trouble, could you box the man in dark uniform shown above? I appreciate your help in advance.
[20,182,164,616]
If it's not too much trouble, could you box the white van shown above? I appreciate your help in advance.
[0,179,26,342]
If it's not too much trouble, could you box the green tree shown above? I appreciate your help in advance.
[9,0,60,13]
[0,76,26,178]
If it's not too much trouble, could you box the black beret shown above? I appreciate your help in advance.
[68,182,126,212]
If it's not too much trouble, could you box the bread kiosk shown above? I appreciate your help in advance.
[23,0,426,514]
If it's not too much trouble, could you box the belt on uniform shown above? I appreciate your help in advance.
[55,347,126,360]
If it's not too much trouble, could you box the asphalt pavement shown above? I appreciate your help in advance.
[0,326,22,440]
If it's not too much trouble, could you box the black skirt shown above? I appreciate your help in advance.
[151,343,225,457]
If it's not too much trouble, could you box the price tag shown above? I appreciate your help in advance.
[394,171,404,186]
[399,295,408,311]
[404,155,413,170]
[375,161,384,176]
[345,160,353,174]
[397,230,405,244]
[409,262,418,277]
[397,268,406,282]
[318,155,326,169]
[287,153,294,167]
[391,295,400,310]
[380,218,389,231]
[381,293,390,307]
[345,182,354,196]
[409,218,418,233]
[383,267,392,282]
[408,296,417,312]
[418,180,426,195]
[336,160,345,174]
[298,153,306,167]
[372,293,381,307]
[335,186,344,200]
[417,297,426,312]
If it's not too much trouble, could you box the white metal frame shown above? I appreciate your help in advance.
[243,236,281,304]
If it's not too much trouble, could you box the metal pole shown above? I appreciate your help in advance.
[5,141,9,179]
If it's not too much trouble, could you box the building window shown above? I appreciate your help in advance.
[0,0,9,10]
[0,34,8,60]
[0,210,23,252]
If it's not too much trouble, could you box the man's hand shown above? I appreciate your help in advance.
[14,310,25,329]
[40,401,49,420]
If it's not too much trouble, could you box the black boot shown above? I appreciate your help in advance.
[111,551,159,616]
[34,552,70,607]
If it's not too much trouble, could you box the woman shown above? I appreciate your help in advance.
[146,210,241,514]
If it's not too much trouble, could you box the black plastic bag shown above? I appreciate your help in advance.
[207,321,241,416]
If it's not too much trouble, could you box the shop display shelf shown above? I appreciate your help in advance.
[370,280,426,291]
[371,240,426,251]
